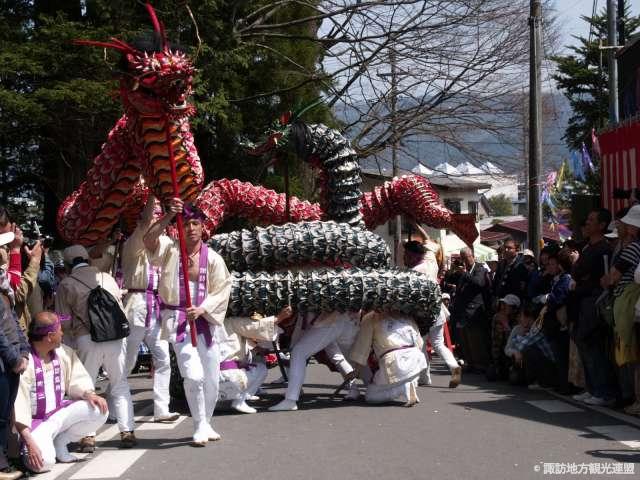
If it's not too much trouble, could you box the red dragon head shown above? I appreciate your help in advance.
[75,2,195,117]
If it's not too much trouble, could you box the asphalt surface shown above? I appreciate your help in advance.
[41,361,640,480]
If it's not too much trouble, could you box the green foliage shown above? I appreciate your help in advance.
[551,6,639,199]
[551,7,640,150]
[0,0,332,231]
[487,194,513,217]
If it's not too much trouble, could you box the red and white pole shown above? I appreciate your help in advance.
[165,120,197,347]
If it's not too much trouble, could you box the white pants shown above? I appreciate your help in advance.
[324,343,354,377]
[124,323,172,418]
[173,332,220,434]
[27,401,107,470]
[422,323,459,381]
[75,335,134,432]
[219,363,268,403]
[285,319,359,401]
[365,377,419,404]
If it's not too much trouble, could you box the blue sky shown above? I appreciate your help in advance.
[555,0,639,50]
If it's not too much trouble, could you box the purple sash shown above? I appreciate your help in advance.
[142,266,160,328]
[220,360,255,371]
[129,266,160,328]
[173,242,213,347]
[30,348,73,430]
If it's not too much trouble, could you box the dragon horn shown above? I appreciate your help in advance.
[108,37,136,52]
[145,2,168,50]
[73,39,134,54]
[291,97,324,122]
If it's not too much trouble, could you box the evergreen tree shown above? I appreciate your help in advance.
[0,1,331,233]
[486,194,513,217]
[551,5,639,200]
[551,6,640,151]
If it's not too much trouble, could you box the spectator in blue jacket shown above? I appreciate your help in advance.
[537,251,575,393]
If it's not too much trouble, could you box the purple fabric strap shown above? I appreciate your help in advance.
[30,348,73,430]
[220,360,255,371]
[173,243,213,347]
[129,266,160,328]
[31,315,66,336]
[145,267,159,328]
[115,249,124,289]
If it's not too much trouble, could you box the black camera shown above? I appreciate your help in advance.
[612,187,640,200]
[21,220,54,249]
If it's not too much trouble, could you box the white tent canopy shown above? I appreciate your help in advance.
[457,161,484,175]
[432,162,461,176]
[411,163,434,176]
[481,161,504,174]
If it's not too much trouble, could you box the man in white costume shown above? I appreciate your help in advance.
[350,309,427,406]
[15,312,108,472]
[420,293,461,387]
[144,198,231,447]
[121,195,178,423]
[55,245,136,450]
[269,310,360,411]
[404,233,462,388]
[219,306,293,413]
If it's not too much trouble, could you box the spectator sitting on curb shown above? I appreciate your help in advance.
[487,294,520,381]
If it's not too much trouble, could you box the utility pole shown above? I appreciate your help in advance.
[607,0,619,124]
[390,51,402,265]
[378,49,403,265]
[528,0,543,257]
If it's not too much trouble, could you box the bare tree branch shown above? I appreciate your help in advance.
[230,0,560,173]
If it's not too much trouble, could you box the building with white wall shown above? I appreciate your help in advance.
[361,168,496,263]
[426,161,523,215]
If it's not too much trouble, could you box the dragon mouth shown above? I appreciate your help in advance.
[127,84,192,115]
[166,99,189,112]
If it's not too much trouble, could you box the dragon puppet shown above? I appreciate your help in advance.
[58,3,479,333]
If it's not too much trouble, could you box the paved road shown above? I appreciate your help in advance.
[40,361,640,480]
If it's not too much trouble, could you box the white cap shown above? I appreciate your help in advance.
[522,249,535,258]
[442,293,451,300]
[486,253,499,263]
[620,205,640,229]
[0,231,15,247]
[499,294,521,308]
[63,245,89,265]
[604,228,618,239]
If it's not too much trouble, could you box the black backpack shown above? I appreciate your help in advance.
[72,273,130,342]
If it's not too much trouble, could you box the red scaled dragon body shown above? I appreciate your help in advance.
[57,4,478,248]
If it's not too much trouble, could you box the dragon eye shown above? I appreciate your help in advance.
[140,75,158,87]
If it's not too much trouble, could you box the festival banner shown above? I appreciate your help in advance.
[599,119,640,214]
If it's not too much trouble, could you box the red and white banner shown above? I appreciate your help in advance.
[599,119,640,214]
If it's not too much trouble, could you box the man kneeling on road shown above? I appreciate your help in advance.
[14,312,108,472]
[220,307,293,413]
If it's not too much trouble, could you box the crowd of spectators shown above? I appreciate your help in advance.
[0,206,118,480]
[440,205,640,414]
[3,198,640,478]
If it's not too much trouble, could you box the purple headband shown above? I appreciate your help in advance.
[32,314,70,336]
[182,202,206,222]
